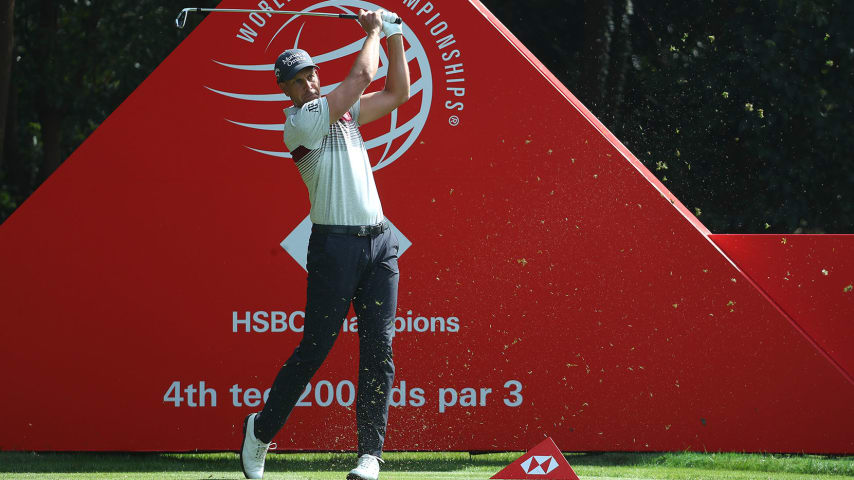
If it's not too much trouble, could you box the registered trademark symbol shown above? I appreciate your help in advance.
[448,115,460,127]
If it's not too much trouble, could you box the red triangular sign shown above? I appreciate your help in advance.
[491,437,579,480]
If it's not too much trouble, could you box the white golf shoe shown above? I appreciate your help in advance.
[347,454,383,480]
[240,413,272,479]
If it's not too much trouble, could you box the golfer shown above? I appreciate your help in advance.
[239,9,410,480]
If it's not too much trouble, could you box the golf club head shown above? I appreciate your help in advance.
[175,8,190,29]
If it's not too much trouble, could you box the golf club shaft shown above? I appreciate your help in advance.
[175,7,401,28]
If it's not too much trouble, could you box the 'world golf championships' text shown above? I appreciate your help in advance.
[231,0,467,113]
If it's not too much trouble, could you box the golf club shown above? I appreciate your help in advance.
[175,7,402,29]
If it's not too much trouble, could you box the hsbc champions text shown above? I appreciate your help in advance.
[237,9,411,480]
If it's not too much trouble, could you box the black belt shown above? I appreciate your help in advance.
[312,220,390,237]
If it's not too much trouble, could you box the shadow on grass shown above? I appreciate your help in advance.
[9,451,511,473]
[1,451,851,475]
[2,451,493,473]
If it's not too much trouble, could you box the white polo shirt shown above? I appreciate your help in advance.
[283,97,384,226]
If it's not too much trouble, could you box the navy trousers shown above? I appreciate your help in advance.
[254,224,399,458]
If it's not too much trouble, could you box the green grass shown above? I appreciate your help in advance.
[0,451,852,480]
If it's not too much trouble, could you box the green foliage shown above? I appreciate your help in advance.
[0,181,17,211]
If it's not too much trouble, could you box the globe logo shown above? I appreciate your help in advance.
[206,0,433,173]
[203,1,431,269]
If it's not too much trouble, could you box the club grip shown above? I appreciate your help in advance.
[339,13,402,24]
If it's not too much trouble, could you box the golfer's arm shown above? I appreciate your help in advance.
[326,32,381,124]
[358,35,411,125]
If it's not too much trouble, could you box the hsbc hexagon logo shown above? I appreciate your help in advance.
[520,455,559,475]
[491,438,579,480]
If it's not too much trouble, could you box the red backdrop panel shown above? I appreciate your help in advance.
[0,0,851,453]
[710,234,854,380]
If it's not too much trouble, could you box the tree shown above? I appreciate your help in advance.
[0,0,13,171]
[484,0,854,233]
[1,0,216,222]
[578,0,633,128]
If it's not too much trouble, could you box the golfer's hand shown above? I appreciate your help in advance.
[379,10,403,38]
[357,9,383,36]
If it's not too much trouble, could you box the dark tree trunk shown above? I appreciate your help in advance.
[603,0,633,126]
[580,0,634,125]
[38,107,61,182]
[35,0,62,182]
[3,66,18,186]
[0,0,14,170]
[579,0,613,113]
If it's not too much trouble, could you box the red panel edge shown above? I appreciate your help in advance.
[467,0,711,237]
[710,234,854,386]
